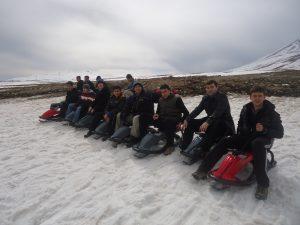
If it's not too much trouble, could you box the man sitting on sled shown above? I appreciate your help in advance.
[192,86,284,200]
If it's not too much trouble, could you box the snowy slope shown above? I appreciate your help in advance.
[0,96,299,225]
[230,39,300,73]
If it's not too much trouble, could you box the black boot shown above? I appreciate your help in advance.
[84,131,93,138]
[255,185,268,200]
[126,136,139,148]
[192,168,207,180]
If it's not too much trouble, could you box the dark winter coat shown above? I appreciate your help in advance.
[65,88,79,105]
[237,100,284,139]
[105,95,126,119]
[76,80,84,92]
[91,86,111,113]
[121,89,156,120]
[186,91,235,134]
[156,94,189,121]
[85,80,96,93]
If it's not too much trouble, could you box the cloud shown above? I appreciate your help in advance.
[0,0,299,80]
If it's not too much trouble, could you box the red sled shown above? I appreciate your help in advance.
[39,108,61,121]
[208,141,276,186]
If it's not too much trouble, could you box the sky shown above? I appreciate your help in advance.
[0,0,299,80]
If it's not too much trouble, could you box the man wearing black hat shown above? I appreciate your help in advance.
[117,82,156,147]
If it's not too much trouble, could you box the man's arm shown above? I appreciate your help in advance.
[186,97,205,121]
[263,111,284,139]
[176,97,189,121]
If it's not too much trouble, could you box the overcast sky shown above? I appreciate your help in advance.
[0,0,299,80]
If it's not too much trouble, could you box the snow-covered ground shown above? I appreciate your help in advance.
[0,95,299,225]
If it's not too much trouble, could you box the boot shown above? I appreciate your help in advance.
[192,168,207,180]
[126,136,139,148]
[255,185,268,200]
[163,146,175,155]
[84,131,93,138]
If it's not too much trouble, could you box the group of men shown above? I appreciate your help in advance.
[51,74,284,200]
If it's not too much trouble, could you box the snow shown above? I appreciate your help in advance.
[0,95,299,225]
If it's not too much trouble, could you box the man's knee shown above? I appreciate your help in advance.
[116,112,121,121]
[132,115,140,125]
[251,138,267,149]
[218,136,232,146]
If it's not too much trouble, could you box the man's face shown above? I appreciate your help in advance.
[67,85,73,91]
[76,77,80,81]
[250,92,265,107]
[205,84,218,96]
[113,89,122,98]
[84,76,89,81]
[83,88,89,94]
[134,85,142,95]
[127,77,133,83]
[161,89,171,99]
[97,82,104,90]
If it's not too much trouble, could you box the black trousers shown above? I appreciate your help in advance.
[154,117,180,146]
[180,118,227,152]
[89,111,104,131]
[199,135,271,187]
[138,114,154,139]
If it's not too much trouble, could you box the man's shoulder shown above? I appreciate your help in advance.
[215,91,228,99]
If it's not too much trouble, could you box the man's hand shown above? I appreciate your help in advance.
[103,114,110,122]
[153,114,159,120]
[199,122,209,132]
[181,120,188,131]
[256,123,264,132]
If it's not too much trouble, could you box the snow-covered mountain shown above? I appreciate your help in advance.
[230,39,300,73]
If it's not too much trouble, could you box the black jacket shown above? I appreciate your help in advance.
[186,92,235,133]
[85,80,96,93]
[237,100,284,139]
[105,96,126,119]
[92,87,111,113]
[76,80,84,92]
[65,88,79,105]
[121,90,156,120]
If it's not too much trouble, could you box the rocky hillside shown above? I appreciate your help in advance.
[1,70,299,99]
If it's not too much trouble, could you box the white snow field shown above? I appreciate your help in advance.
[0,95,299,225]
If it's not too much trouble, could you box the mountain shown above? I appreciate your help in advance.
[230,39,300,73]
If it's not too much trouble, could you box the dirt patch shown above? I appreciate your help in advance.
[1,70,299,99]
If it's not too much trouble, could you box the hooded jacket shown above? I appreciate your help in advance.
[237,100,284,139]
[121,83,155,120]
[65,88,79,105]
[105,95,126,119]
